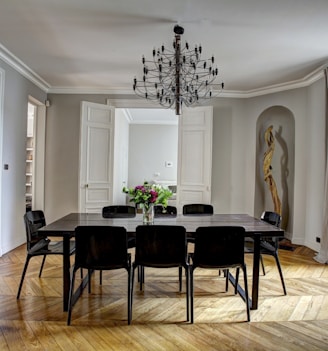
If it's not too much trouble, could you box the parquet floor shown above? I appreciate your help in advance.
[1,243,328,350]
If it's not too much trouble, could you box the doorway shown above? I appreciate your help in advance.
[27,96,46,211]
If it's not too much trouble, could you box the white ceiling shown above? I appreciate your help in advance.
[0,0,328,96]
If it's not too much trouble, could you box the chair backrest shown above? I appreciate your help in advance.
[102,205,136,218]
[193,226,246,269]
[154,205,177,217]
[23,210,46,248]
[260,211,281,228]
[135,225,187,268]
[183,204,214,215]
[74,226,129,270]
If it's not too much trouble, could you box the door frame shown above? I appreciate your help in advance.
[107,99,213,213]
[28,95,46,211]
[0,68,4,256]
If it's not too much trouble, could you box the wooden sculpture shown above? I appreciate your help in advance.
[263,125,282,215]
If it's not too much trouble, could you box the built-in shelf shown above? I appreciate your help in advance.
[26,135,34,211]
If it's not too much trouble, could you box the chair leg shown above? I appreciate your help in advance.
[179,266,182,292]
[260,254,266,275]
[190,268,194,323]
[234,268,240,294]
[185,266,190,322]
[127,268,132,325]
[274,253,287,295]
[17,256,31,299]
[139,266,144,291]
[88,269,92,293]
[225,269,229,292]
[99,270,102,285]
[242,265,251,322]
[39,255,47,278]
[67,268,77,325]
[131,266,136,322]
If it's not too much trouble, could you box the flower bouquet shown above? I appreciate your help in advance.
[122,181,173,224]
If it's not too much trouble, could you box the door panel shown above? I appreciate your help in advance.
[177,106,213,212]
[79,102,115,213]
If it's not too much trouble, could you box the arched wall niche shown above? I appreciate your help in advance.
[254,105,295,239]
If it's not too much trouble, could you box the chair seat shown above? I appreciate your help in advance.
[29,239,75,255]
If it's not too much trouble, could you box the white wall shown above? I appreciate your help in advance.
[304,79,326,249]
[0,59,46,254]
[127,124,178,187]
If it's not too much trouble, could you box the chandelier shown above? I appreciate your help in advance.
[133,25,224,115]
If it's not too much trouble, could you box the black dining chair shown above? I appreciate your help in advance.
[102,205,136,218]
[183,204,214,216]
[154,205,177,217]
[182,203,214,243]
[17,210,76,299]
[67,225,132,325]
[259,211,286,294]
[242,211,286,295]
[240,211,287,295]
[99,205,136,287]
[190,226,250,323]
[131,225,190,322]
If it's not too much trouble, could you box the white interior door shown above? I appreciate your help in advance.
[176,106,213,212]
[79,101,115,213]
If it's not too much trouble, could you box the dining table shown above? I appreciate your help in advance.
[38,212,284,312]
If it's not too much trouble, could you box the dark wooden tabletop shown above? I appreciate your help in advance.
[39,213,284,238]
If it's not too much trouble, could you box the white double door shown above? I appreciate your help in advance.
[79,101,213,213]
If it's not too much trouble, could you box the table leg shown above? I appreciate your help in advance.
[251,233,261,310]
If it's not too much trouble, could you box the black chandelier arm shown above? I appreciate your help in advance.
[133,26,224,115]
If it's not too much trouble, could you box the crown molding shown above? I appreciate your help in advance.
[0,44,326,98]
[0,44,50,92]
[220,65,326,98]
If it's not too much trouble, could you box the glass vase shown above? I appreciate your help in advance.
[142,204,154,225]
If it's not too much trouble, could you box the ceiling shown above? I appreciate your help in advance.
[0,0,328,97]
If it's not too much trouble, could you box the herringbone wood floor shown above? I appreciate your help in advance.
[1,242,328,350]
